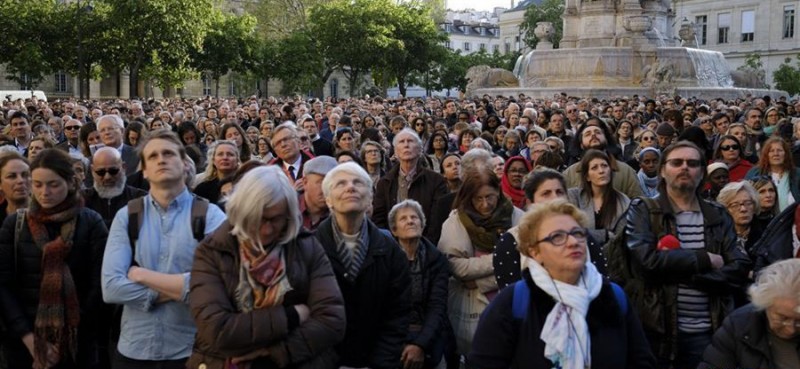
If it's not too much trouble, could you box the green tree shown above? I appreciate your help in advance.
[192,11,258,97]
[519,0,564,49]
[309,0,404,96]
[773,56,800,96]
[739,53,764,71]
[54,1,113,99]
[378,3,448,96]
[0,0,62,88]
[102,0,213,98]
[243,0,332,40]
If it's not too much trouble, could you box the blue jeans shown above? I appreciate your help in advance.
[674,331,712,369]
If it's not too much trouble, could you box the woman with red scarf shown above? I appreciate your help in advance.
[501,156,532,209]
[0,149,109,369]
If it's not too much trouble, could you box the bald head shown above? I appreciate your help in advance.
[92,147,126,194]
[93,146,122,164]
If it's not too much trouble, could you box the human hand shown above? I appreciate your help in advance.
[401,344,424,369]
[707,253,724,269]
[127,266,144,283]
[294,179,304,192]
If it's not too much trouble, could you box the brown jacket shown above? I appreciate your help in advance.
[188,221,346,369]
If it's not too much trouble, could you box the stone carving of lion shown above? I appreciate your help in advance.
[465,65,519,97]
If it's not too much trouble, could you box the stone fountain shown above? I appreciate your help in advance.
[476,0,782,99]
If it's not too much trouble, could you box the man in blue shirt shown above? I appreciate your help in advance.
[101,130,226,369]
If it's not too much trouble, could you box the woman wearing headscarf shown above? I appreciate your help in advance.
[636,147,661,198]
[500,156,531,209]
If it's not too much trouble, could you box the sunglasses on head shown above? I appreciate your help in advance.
[94,167,121,177]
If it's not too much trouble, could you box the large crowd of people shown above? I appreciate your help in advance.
[0,92,798,369]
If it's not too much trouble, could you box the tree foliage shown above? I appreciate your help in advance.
[101,0,213,97]
[773,56,800,96]
[0,0,63,87]
[417,50,519,93]
[192,11,258,97]
[244,0,332,40]
[520,0,564,49]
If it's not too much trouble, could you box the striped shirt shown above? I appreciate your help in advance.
[675,211,712,333]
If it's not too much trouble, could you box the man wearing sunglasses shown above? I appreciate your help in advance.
[624,141,751,369]
[82,147,146,229]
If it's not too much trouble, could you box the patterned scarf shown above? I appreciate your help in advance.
[458,195,514,253]
[28,195,80,366]
[500,156,531,209]
[234,239,292,312]
[331,216,369,282]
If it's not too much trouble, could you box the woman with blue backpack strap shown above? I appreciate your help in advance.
[468,200,656,369]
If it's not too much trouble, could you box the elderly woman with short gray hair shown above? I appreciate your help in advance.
[699,259,800,369]
[188,165,346,369]
[388,199,452,369]
[716,181,764,262]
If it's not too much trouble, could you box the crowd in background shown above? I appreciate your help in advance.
[0,92,798,369]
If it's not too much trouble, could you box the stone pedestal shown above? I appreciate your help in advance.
[534,22,555,50]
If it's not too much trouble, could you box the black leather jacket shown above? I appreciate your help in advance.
[624,195,751,359]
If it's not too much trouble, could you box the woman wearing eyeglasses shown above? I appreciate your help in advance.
[500,156,531,209]
[716,181,763,264]
[712,135,753,182]
[470,200,655,369]
[437,167,524,361]
[567,150,631,246]
[745,137,800,212]
[699,259,800,369]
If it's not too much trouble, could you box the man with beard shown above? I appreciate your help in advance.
[743,108,765,154]
[624,141,749,369]
[82,147,147,228]
[563,119,643,198]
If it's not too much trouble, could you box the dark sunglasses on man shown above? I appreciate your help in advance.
[95,167,121,177]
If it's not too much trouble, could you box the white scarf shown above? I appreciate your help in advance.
[529,258,602,369]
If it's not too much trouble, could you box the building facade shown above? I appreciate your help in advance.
[674,0,800,88]
[440,9,503,54]
[498,0,543,55]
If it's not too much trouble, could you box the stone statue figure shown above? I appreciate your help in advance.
[465,65,520,97]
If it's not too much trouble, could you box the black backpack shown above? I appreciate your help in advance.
[604,197,666,285]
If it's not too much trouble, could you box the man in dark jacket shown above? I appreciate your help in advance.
[315,162,410,369]
[625,141,751,369]
[83,147,147,229]
[752,202,800,274]
[372,128,448,241]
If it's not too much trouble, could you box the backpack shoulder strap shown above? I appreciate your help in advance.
[610,282,628,316]
[512,279,530,320]
[127,197,145,265]
[190,195,209,242]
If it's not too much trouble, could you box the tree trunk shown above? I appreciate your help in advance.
[215,77,220,98]
[129,64,139,99]
[398,75,407,97]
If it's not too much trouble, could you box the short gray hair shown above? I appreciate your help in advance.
[98,114,124,130]
[469,138,492,151]
[271,122,299,145]
[392,127,423,149]
[749,259,800,310]
[717,181,761,214]
[227,165,301,248]
[460,148,493,179]
[388,199,427,231]
[322,162,373,199]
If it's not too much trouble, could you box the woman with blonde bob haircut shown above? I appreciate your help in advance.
[469,200,655,369]
[188,165,346,369]
[699,259,800,369]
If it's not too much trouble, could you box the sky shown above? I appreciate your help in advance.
[448,0,513,12]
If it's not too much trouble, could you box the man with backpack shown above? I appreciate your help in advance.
[623,141,750,369]
[101,130,226,369]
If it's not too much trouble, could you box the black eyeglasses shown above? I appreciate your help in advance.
[720,144,740,151]
[64,126,81,131]
[535,227,588,246]
[94,167,121,177]
[665,158,702,168]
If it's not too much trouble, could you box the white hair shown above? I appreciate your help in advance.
[322,161,373,199]
[469,137,492,151]
[227,165,301,248]
[388,199,427,231]
[749,259,800,310]
[98,114,124,130]
[391,127,423,149]
[717,181,761,214]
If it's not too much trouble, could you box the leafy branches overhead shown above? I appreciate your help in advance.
[192,11,258,96]
[520,0,564,49]
[773,56,800,96]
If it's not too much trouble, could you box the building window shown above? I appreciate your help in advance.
[463,26,469,35]
[479,43,486,51]
[19,74,32,90]
[329,79,338,99]
[54,71,67,92]
[493,44,500,53]
[695,15,707,45]
[480,27,486,36]
[504,42,510,53]
[444,23,451,32]
[202,74,211,96]
[444,40,451,49]
[784,6,795,38]
[464,42,471,51]
[718,13,730,44]
[741,10,754,42]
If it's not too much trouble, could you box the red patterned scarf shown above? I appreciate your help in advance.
[27,196,80,365]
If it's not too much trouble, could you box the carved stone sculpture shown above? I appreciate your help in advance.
[465,65,520,97]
